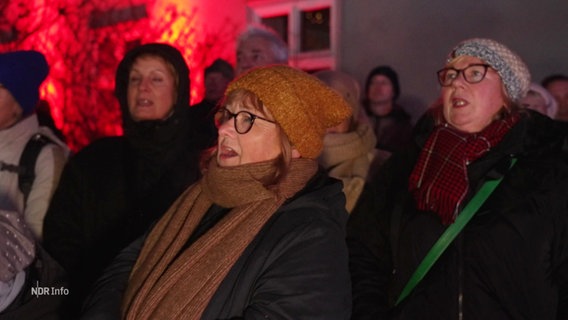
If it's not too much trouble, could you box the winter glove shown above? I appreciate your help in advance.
[0,210,36,282]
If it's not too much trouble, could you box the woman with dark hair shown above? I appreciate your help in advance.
[349,38,568,319]
[43,43,202,318]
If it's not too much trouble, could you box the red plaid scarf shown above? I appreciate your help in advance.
[408,115,518,225]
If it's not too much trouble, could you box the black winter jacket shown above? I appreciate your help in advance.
[81,170,352,319]
[348,110,568,319]
[43,43,202,318]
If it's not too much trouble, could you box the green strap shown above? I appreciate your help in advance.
[395,158,517,306]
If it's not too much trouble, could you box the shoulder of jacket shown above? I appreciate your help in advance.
[277,177,348,227]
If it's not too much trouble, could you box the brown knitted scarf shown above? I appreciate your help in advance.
[122,158,318,319]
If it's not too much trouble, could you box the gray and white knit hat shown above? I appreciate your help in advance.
[448,38,531,102]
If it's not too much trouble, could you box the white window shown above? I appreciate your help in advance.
[246,0,341,73]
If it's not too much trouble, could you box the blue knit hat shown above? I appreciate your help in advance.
[0,50,49,116]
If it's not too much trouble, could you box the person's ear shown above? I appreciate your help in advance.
[291,148,301,159]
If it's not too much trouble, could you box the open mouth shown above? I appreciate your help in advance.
[452,98,467,108]
[219,145,238,158]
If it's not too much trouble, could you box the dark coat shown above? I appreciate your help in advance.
[81,170,352,319]
[348,110,568,320]
[43,43,202,318]
[370,106,413,153]
[189,98,218,150]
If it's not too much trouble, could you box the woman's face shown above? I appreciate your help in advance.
[216,101,284,167]
[127,56,176,121]
[441,56,507,133]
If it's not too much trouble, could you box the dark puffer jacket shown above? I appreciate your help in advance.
[43,43,202,318]
[80,170,352,319]
[348,110,568,319]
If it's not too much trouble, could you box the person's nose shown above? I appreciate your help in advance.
[217,117,236,137]
[450,71,467,87]
[138,77,151,91]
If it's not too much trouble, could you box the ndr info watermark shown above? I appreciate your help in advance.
[31,281,69,298]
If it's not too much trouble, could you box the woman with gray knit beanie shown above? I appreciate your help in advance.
[348,38,568,319]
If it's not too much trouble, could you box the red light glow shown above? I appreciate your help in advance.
[0,0,240,151]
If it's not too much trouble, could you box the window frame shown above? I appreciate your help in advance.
[246,0,341,72]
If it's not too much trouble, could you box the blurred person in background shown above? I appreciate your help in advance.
[362,65,413,153]
[542,73,568,121]
[0,50,69,240]
[235,23,288,75]
[315,70,388,213]
[190,58,234,150]
[520,82,558,118]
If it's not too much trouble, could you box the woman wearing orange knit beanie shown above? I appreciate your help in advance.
[82,65,353,320]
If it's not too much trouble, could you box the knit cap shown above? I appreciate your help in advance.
[0,50,49,116]
[448,38,531,102]
[226,65,352,159]
[205,58,234,80]
[365,66,400,101]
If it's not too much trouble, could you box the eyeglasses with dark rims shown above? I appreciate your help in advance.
[437,64,491,87]
[215,107,276,134]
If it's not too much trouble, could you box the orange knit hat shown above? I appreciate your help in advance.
[226,65,352,159]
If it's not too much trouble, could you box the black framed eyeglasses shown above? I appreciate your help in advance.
[215,107,276,134]
[437,64,491,87]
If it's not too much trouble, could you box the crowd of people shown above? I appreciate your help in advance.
[0,22,567,320]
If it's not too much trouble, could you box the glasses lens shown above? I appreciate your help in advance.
[438,69,457,86]
[214,108,259,134]
[215,108,230,127]
[464,65,487,84]
[235,112,254,134]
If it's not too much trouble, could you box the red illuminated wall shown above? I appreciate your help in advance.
[0,0,245,151]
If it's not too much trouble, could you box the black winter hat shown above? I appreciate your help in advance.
[205,58,234,80]
[364,65,400,101]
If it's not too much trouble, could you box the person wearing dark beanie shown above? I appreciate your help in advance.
[0,51,48,119]
[0,49,69,319]
[0,50,69,239]
[190,58,235,150]
[362,65,413,153]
